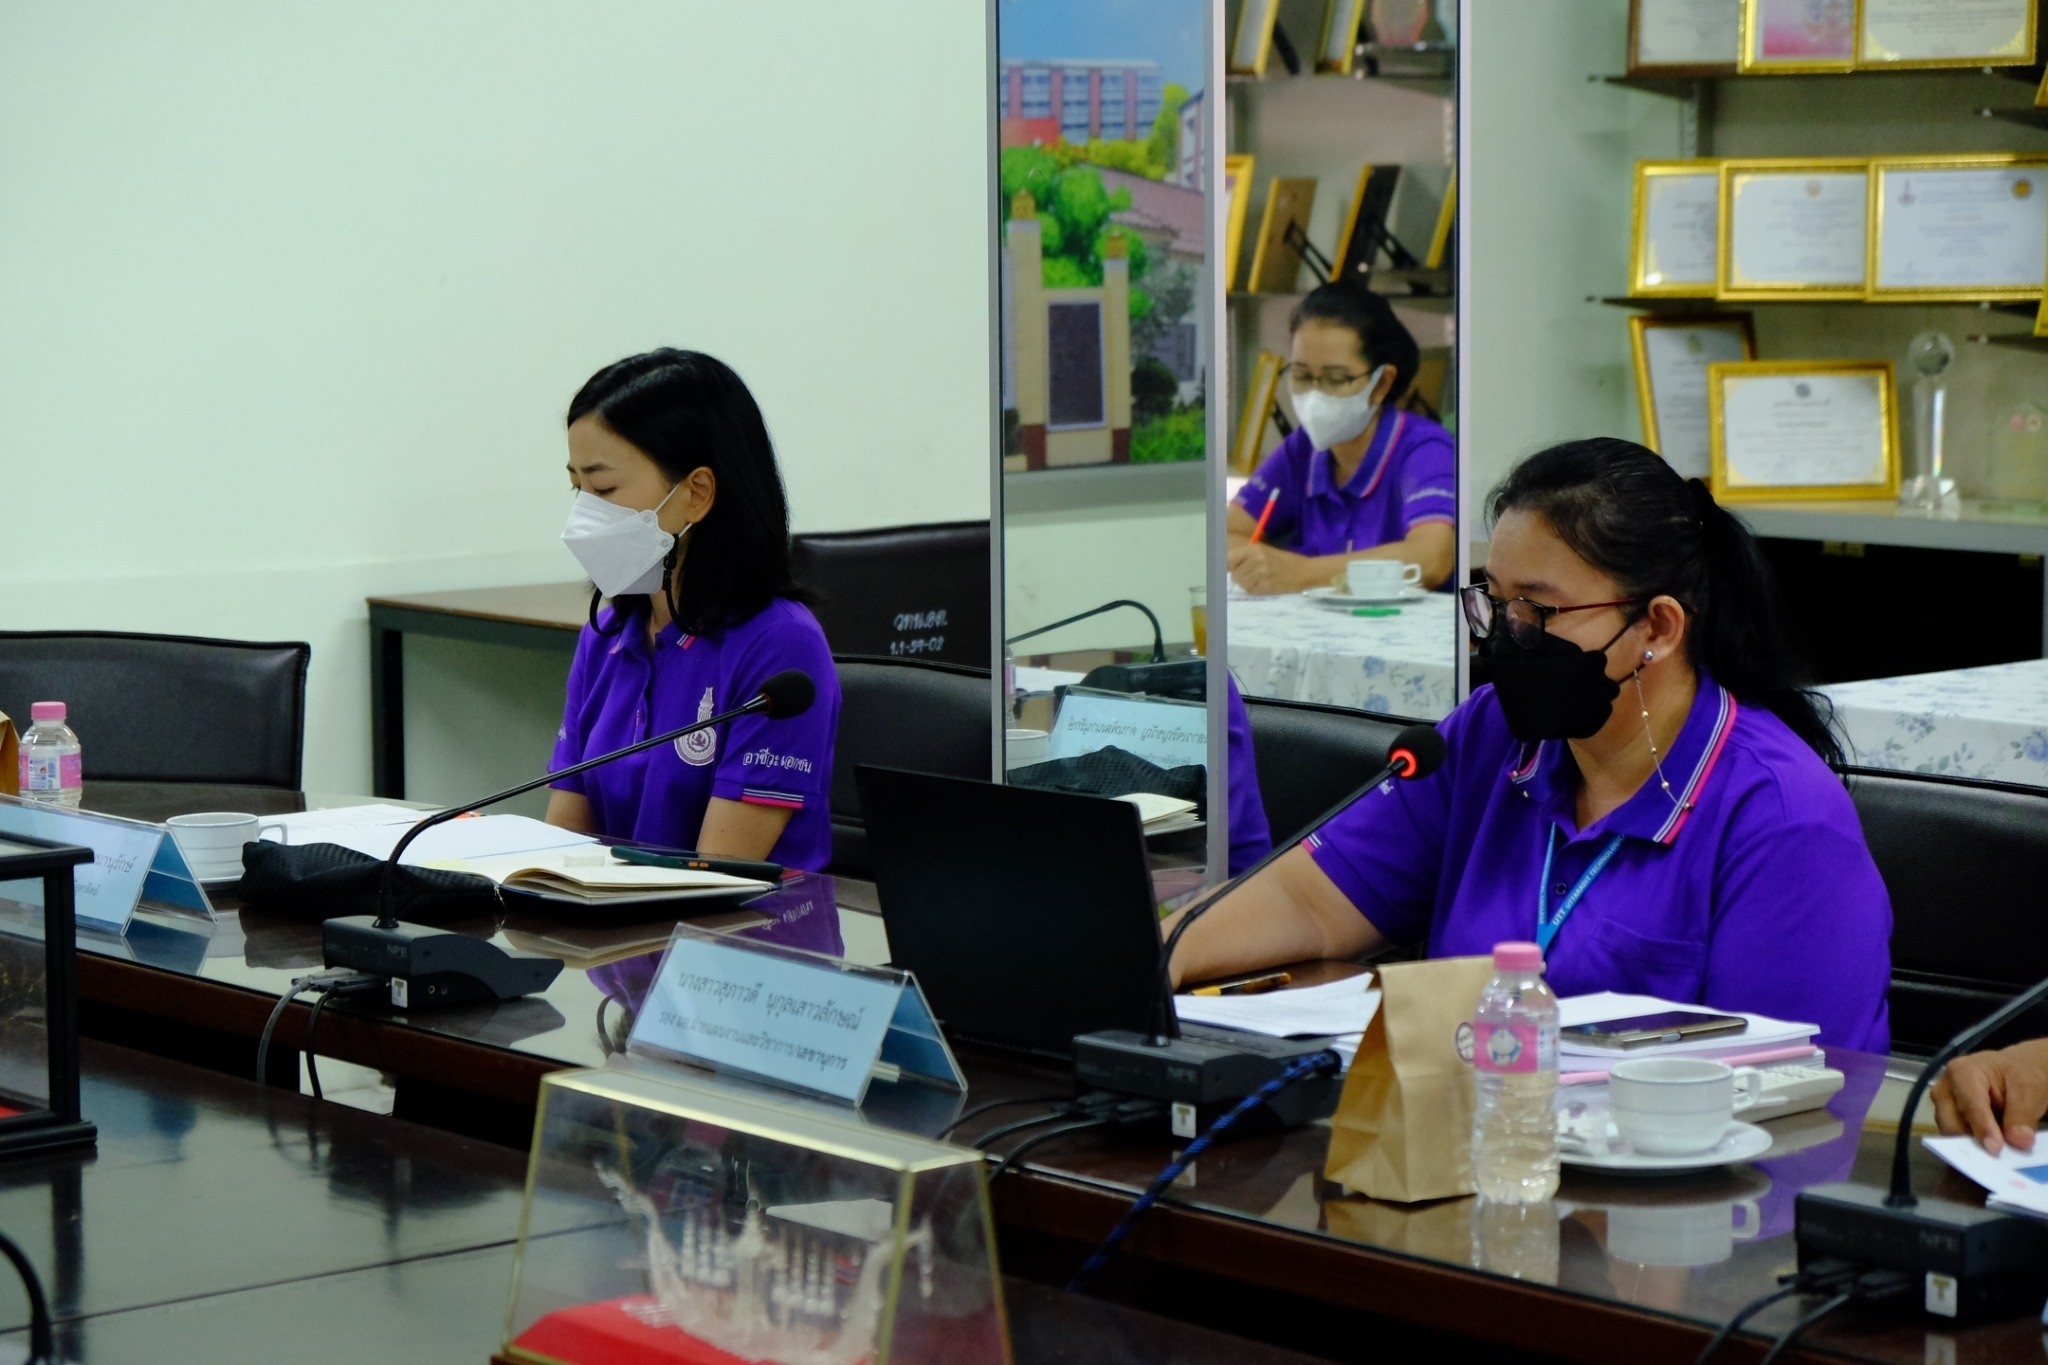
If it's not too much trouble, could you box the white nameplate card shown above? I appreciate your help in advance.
[0,796,162,934]
[1048,689,1209,773]
[628,925,963,1104]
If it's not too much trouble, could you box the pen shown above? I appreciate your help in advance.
[1191,970,1293,996]
[613,846,786,882]
[1349,607,1400,617]
[1247,489,1279,544]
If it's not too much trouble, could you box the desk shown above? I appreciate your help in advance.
[1226,590,1457,721]
[366,582,586,798]
[1826,660,2048,785]
[62,786,2045,1363]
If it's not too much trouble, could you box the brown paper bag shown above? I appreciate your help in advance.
[0,713,16,798]
[1323,954,1495,1203]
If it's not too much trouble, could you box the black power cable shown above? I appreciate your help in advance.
[0,1229,51,1364]
[990,1116,1117,1180]
[1755,1288,1857,1365]
[936,1094,1074,1142]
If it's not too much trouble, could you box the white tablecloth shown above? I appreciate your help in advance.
[1226,591,1459,721]
[1824,660,2048,785]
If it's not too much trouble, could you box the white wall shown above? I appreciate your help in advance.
[0,1,993,797]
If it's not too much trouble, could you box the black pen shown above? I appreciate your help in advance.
[612,846,785,882]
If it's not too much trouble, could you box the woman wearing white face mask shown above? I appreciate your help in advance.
[546,349,842,869]
[1226,283,1455,595]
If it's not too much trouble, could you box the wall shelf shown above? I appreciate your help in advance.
[1597,295,2037,315]
[1602,64,2043,103]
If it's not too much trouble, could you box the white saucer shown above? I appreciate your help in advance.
[1303,586,1427,609]
[1559,1120,1773,1176]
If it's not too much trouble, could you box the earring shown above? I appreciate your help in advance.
[1643,650,1654,662]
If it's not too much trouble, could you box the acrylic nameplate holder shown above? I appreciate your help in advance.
[0,795,226,935]
[627,922,964,1105]
[1048,688,1209,771]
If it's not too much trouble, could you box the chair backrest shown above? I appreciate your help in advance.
[1842,766,2048,1055]
[0,631,311,788]
[828,656,993,877]
[1243,696,1410,848]
[790,521,990,668]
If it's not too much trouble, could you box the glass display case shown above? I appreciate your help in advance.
[0,833,95,1158]
[499,1064,1009,1365]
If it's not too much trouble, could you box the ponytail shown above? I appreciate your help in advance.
[1488,439,1841,765]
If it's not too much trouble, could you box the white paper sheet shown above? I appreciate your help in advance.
[1176,973,1379,1041]
[310,812,596,865]
[1924,1134,2048,1218]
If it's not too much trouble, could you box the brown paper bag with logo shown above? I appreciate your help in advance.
[0,713,16,797]
[1323,954,1494,1203]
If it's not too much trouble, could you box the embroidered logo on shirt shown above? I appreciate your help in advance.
[676,687,717,767]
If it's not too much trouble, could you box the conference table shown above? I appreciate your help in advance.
[1825,659,2048,788]
[1225,589,1459,722]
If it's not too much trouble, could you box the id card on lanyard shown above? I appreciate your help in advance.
[1536,827,1626,955]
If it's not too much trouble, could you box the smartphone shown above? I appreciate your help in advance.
[1559,1010,1748,1050]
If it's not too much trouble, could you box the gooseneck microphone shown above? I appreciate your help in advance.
[322,669,816,1005]
[1006,600,1167,664]
[1150,722,1447,1043]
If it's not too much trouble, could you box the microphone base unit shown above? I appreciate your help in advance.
[1072,1027,1345,1140]
[322,916,564,1007]
[1795,1182,2048,1324]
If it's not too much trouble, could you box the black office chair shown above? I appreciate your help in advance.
[0,630,311,789]
[1243,696,1410,848]
[1842,766,2048,1056]
[828,656,992,877]
[790,521,990,668]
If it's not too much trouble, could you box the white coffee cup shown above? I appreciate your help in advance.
[1606,1057,1763,1156]
[1346,559,1423,598]
[1003,728,1049,772]
[1605,1197,1763,1267]
[166,812,287,879]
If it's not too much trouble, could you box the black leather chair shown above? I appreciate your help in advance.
[1842,766,2048,1056]
[1243,696,1411,848]
[0,631,311,789]
[791,521,990,668]
[828,656,993,877]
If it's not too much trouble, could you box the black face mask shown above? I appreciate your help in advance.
[1485,620,1636,743]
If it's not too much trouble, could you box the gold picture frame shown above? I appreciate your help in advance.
[1629,314,1757,477]
[1424,168,1457,271]
[1718,158,1871,301]
[1707,360,1899,504]
[1229,0,1282,76]
[1857,0,2035,69]
[1224,154,1257,289]
[1233,350,1285,475]
[1738,0,1857,74]
[1866,153,2048,302]
[1246,177,1319,293]
[1631,159,1722,297]
[1628,0,1741,76]
[2036,295,2048,338]
[1317,0,1368,74]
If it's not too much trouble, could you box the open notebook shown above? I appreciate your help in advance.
[1119,791,1200,835]
[432,849,772,903]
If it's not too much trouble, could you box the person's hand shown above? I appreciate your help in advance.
[1932,1038,2048,1154]
[1227,542,1317,596]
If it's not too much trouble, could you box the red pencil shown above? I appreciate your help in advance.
[1248,488,1279,543]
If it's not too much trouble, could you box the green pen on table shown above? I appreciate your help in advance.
[1350,606,1401,617]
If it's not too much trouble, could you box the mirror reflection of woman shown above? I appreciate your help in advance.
[545,349,842,869]
[1180,439,1891,1051]
[1227,282,1455,594]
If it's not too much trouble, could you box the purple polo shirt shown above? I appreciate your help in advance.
[1226,677,1273,876]
[1305,674,1892,1052]
[550,597,842,871]
[1232,410,1456,557]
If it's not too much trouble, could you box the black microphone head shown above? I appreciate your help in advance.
[756,669,816,719]
[1386,724,1447,780]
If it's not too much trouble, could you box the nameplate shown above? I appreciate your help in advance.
[1049,690,1209,772]
[0,797,160,934]
[627,926,963,1104]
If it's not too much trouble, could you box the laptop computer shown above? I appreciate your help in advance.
[855,766,1168,1059]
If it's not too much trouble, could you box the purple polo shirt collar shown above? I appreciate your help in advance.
[1307,411,1407,503]
[1510,678,1739,847]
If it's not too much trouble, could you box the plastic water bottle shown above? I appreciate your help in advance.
[19,702,83,808]
[1471,940,1560,1204]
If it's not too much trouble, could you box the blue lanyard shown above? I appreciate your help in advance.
[1537,828,1626,955]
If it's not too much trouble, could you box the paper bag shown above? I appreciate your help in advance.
[0,713,16,798]
[1323,954,1494,1203]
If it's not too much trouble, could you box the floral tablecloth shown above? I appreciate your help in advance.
[1226,590,1459,721]
[1824,660,2048,785]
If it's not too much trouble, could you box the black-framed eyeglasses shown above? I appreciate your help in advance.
[1459,586,1647,651]
[1284,366,1372,396]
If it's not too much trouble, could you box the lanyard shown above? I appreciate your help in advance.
[1537,828,1626,955]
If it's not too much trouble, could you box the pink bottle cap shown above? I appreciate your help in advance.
[1492,941,1543,972]
[29,702,65,723]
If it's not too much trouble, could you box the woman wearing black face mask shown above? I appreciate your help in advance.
[1169,438,1892,1052]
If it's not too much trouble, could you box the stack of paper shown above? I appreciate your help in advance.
[1924,1135,2048,1219]
[444,849,770,903]
[267,806,597,866]
[1559,992,1818,1062]
[1120,792,1201,836]
[1175,973,1380,1068]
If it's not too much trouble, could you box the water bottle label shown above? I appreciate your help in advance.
[20,752,80,793]
[1472,1021,1555,1074]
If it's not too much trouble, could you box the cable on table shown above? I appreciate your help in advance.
[937,1094,1074,1141]
[989,1116,1116,1180]
[1756,1288,1856,1365]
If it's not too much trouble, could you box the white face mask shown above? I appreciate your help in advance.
[560,484,685,597]
[1291,366,1389,452]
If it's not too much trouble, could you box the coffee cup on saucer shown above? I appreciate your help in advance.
[1606,1057,1763,1157]
[1345,559,1423,598]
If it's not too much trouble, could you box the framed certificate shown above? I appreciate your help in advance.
[1247,177,1318,293]
[1739,0,1856,73]
[1868,154,2048,301]
[1631,160,1722,297]
[1630,315,1757,479]
[1233,350,1285,474]
[1318,0,1368,73]
[2037,295,2048,339]
[1858,0,2035,68]
[1719,159,1870,300]
[1708,361,1898,503]
[1224,154,1256,289]
[1629,0,1741,75]
[1424,168,1457,271]
[1230,0,1282,76]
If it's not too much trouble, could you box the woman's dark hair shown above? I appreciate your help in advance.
[1487,438,1841,765]
[1288,281,1421,402]
[567,348,805,638]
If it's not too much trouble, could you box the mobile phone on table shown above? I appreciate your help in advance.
[1559,1009,1747,1050]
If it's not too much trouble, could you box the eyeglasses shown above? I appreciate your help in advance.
[1459,586,1647,651]
[1285,366,1373,396]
